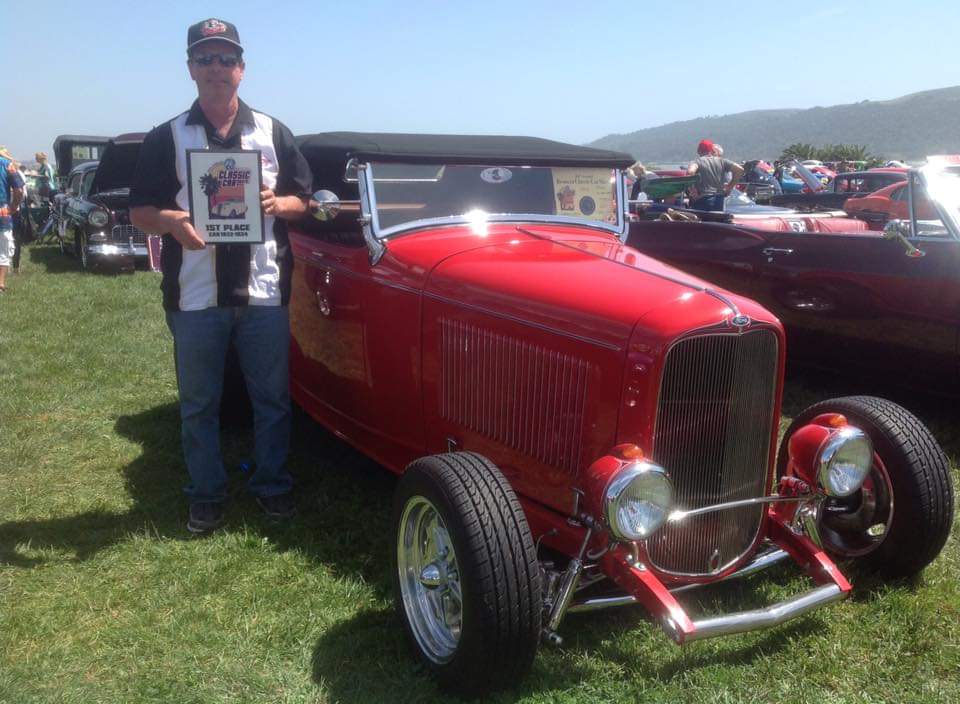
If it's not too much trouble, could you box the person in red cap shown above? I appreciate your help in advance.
[687,139,743,211]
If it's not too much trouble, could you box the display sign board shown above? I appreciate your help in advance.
[186,149,264,244]
[552,168,616,223]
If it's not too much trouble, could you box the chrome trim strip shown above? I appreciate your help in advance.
[668,548,789,594]
[668,496,810,523]
[678,584,846,643]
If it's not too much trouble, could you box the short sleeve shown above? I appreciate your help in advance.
[272,119,313,199]
[8,164,24,189]
[130,124,179,210]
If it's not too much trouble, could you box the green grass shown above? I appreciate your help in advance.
[1,246,958,703]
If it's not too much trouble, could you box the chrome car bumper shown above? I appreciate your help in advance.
[87,243,149,258]
[667,583,846,643]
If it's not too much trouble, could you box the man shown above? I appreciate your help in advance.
[0,148,25,292]
[687,139,743,211]
[130,18,313,534]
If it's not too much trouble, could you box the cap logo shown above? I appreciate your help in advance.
[201,19,227,36]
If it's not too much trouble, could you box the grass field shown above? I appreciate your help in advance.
[1,245,958,703]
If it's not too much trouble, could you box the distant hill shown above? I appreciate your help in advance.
[589,86,960,163]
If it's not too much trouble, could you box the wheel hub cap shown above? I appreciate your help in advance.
[398,496,463,664]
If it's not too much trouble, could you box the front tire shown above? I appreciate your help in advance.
[778,396,954,577]
[393,452,541,697]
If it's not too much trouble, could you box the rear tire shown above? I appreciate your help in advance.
[393,452,541,697]
[777,396,954,577]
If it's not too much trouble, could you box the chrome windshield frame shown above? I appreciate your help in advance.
[912,164,960,241]
[357,161,629,242]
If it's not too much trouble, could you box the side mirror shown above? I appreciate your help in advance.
[310,189,342,221]
[882,219,925,258]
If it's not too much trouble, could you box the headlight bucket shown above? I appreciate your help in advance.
[816,426,873,497]
[604,460,674,540]
[88,208,110,228]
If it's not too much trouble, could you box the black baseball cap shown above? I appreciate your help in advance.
[187,18,243,55]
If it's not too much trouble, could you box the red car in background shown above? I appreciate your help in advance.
[845,180,937,230]
[628,157,960,390]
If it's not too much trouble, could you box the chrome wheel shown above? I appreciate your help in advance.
[819,454,894,558]
[397,496,462,664]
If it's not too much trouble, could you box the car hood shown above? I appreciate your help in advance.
[423,225,776,352]
[91,188,131,211]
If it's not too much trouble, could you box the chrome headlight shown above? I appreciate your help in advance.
[604,460,673,540]
[88,208,110,228]
[817,426,873,497]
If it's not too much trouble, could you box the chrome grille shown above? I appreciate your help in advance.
[111,224,147,245]
[646,330,778,576]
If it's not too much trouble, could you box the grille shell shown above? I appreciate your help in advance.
[646,329,779,576]
[111,223,147,245]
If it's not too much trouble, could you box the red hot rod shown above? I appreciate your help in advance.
[287,133,954,696]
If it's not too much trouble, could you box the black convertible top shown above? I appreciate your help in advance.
[91,133,146,194]
[296,132,634,170]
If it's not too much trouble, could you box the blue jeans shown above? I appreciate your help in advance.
[166,306,293,504]
[691,193,725,211]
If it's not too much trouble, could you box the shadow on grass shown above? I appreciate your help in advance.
[308,597,821,703]
[0,401,397,599]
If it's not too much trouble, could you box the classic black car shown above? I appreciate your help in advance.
[770,163,907,211]
[53,133,149,270]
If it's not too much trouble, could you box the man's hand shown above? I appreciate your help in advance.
[261,183,307,220]
[130,206,205,250]
[261,183,279,216]
[171,214,206,250]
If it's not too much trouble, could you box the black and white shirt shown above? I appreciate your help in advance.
[131,99,312,311]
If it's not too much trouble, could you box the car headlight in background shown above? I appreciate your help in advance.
[88,208,110,228]
[604,460,673,540]
[817,426,873,497]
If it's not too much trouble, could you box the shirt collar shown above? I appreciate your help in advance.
[186,99,255,134]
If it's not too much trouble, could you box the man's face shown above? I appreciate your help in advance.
[188,39,244,101]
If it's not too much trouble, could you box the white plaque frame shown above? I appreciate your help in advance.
[186,149,265,244]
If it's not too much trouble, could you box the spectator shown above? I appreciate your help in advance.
[0,148,25,291]
[686,139,743,211]
[35,152,56,199]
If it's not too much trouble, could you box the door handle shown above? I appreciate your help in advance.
[762,247,794,256]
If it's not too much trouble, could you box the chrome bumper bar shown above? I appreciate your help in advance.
[568,547,789,614]
[669,583,846,643]
[87,243,149,258]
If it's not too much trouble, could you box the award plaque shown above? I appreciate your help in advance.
[186,149,265,244]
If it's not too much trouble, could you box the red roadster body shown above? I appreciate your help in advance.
[285,133,953,695]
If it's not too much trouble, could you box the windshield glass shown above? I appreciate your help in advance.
[917,163,960,237]
[368,162,620,234]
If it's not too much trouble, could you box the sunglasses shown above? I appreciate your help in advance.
[191,53,241,67]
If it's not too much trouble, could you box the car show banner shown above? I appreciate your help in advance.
[186,149,264,244]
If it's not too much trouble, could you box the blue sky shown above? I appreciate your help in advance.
[6,0,959,160]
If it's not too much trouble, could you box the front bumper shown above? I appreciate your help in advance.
[522,497,851,646]
[87,242,149,259]
[602,512,851,644]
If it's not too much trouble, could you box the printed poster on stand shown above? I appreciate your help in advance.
[186,149,264,244]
